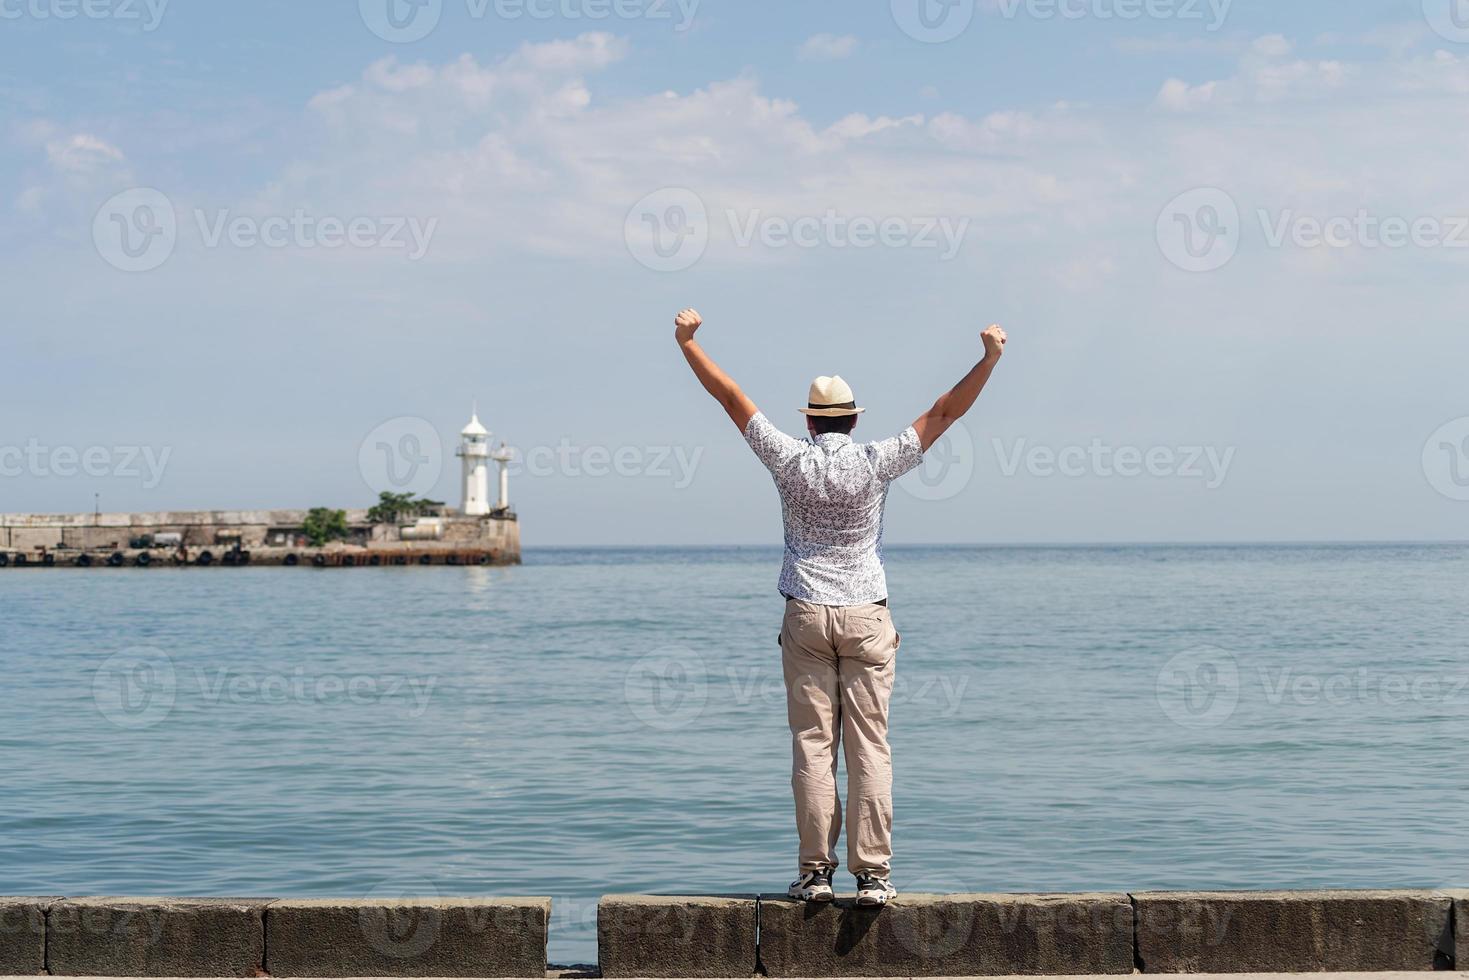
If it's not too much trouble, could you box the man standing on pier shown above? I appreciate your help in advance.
[673,308,1008,906]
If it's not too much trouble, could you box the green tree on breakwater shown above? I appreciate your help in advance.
[302,508,349,547]
[366,492,445,524]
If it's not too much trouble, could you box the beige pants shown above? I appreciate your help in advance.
[780,598,899,876]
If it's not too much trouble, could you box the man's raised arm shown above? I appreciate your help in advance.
[674,308,759,432]
[911,324,1008,452]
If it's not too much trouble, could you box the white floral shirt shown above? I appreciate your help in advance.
[744,412,924,606]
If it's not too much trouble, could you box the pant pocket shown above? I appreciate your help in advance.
[845,608,898,666]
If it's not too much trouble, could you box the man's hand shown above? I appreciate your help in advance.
[982,324,1007,361]
[674,308,703,345]
[912,322,1010,452]
[673,308,758,432]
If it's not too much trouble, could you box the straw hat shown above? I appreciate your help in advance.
[798,375,866,417]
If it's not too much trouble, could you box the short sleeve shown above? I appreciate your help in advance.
[872,426,924,483]
[744,412,806,474]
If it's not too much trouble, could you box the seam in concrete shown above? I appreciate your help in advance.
[258,901,269,978]
[1127,893,1143,974]
[1449,897,1458,971]
[43,899,56,977]
[752,895,765,978]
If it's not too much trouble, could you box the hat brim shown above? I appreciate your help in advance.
[798,406,866,417]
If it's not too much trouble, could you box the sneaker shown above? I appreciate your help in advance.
[787,866,836,902]
[854,873,897,906]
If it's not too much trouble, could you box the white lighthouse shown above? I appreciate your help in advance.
[457,407,491,517]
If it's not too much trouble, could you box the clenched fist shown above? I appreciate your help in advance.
[674,308,703,344]
[982,324,1008,360]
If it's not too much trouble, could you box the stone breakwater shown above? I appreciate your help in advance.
[0,891,1462,978]
[0,509,521,568]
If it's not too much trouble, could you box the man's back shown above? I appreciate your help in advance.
[671,307,1007,908]
[745,412,922,605]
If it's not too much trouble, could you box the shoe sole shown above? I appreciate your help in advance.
[856,892,896,906]
[789,888,835,902]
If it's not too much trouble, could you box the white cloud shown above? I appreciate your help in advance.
[45,133,125,173]
[798,33,859,62]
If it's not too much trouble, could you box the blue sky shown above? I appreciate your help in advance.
[4,0,1469,544]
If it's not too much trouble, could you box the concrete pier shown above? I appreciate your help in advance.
[265,898,550,978]
[46,898,267,977]
[597,896,757,978]
[1132,891,1453,974]
[756,893,1133,978]
[2,891,1463,977]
